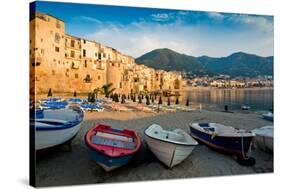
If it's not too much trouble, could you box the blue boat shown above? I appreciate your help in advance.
[39,101,68,110]
[189,123,255,160]
[80,103,104,112]
[262,112,273,122]
[68,97,85,104]
[39,97,63,103]
[85,124,141,171]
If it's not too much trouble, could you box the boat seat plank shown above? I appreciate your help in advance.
[92,136,136,149]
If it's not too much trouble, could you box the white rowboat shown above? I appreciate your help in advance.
[252,126,273,152]
[144,124,198,168]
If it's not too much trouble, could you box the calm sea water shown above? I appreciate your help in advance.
[180,88,273,112]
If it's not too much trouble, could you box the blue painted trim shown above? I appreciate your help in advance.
[88,148,133,167]
[190,127,252,154]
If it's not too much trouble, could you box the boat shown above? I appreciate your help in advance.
[68,97,85,104]
[31,106,84,150]
[189,123,255,160]
[262,112,273,122]
[39,101,68,110]
[80,103,104,112]
[241,105,251,110]
[252,126,273,152]
[85,124,141,171]
[144,124,198,168]
[39,97,64,103]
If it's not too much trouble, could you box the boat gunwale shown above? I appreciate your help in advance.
[144,125,198,147]
[85,124,141,158]
[189,123,255,138]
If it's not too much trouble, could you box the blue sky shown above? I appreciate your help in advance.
[33,1,274,58]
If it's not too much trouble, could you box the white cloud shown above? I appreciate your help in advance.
[83,14,273,58]
[78,16,102,24]
[228,14,273,33]
[207,12,225,20]
[151,13,172,22]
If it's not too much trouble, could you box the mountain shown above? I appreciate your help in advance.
[197,52,273,77]
[135,48,207,75]
[136,49,273,77]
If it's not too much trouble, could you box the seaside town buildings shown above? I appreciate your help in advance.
[30,12,184,95]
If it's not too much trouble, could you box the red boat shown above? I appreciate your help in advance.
[85,124,141,171]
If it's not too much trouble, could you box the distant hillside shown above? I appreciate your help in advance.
[197,52,273,77]
[135,48,207,75]
[136,48,273,77]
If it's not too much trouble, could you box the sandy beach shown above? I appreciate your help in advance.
[35,109,273,187]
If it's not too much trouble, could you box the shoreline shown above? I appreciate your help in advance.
[35,110,273,187]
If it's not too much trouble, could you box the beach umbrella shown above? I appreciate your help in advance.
[121,95,125,104]
[167,96,171,106]
[186,98,189,106]
[91,93,96,103]
[175,96,179,104]
[87,93,92,102]
[138,96,142,104]
[146,95,150,105]
[133,95,136,102]
[47,88,53,97]
[159,95,162,105]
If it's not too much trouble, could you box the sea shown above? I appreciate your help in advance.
[179,87,273,112]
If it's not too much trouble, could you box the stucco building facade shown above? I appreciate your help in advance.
[30,12,185,95]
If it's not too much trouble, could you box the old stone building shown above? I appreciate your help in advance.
[30,12,186,95]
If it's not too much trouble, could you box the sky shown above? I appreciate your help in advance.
[33,1,274,58]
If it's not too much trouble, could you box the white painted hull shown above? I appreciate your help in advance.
[255,135,273,152]
[35,123,81,150]
[145,135,195,168]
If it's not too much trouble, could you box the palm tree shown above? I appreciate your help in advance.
[93,87,102,99]
[101,83,116,98]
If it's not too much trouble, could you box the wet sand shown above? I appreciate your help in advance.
[35,110,273,187]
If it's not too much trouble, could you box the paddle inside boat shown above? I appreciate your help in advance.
[144,124,198,168]
[31,106,84,150]
[85,124,141,171]
[189,122,255,165]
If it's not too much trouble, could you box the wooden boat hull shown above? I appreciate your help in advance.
[262,114,273,122]
[190,126,253,158]
[255,135,273,152]
[85,124,141,172]
[145,135,195,168]
[35,122,81,150]
[88,148,135,171]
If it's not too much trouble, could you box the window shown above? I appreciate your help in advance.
[95,52,97,57]
[31,62,40,67]
[84,60,87,68]
[55,33,60,43]
[75,73,79,78]
[55,47,59,52]
[84,74,92,83]
[98,75,101,80]
[98,53,101,60]
[83,40,86,44]
[71,40,75,47]
[83,49,86,57]
[40,38,43,42]
[56,20,61,29]
[41,49,44,55]
[103,53,106,58]
[71,51,75,58]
